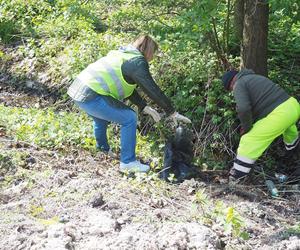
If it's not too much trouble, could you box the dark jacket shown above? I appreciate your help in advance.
[233,69,290,132]
[68,51,175,115]
[123,56,174,114]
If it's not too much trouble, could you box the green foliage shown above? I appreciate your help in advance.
[0,0,109,82]
[194,189,209,206]
[268,8,300,93]
[0,153,14,176]
[212,201,249,239]
[0,149,32,176]
[269,0,300,22]
[286,223,300,236]
[0,20,19,43]
[191,191,249,239]
[0,105,157,165]
[29,204,44,218]
[0,0,53,42]
[0,0,105,42]
[0,104,95,150]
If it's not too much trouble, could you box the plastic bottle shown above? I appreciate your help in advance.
[275,173,288,183]
[265,180,279,197]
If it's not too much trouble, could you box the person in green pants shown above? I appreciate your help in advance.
[221,69,300,181]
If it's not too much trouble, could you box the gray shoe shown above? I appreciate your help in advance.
[120,160,150,173]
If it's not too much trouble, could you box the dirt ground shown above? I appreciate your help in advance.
[0,80,300,250]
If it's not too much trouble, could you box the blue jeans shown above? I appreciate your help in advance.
[75,95,137,163]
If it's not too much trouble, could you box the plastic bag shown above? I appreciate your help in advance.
[159,126,201,183]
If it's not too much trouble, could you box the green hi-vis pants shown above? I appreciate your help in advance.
[237,97,300,161]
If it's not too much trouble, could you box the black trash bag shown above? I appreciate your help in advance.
[159,126,201,183]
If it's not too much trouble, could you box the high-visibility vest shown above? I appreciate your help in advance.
[76,50,142,101]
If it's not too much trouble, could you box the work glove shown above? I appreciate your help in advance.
[143,106,161,122]
[168,112,191,126]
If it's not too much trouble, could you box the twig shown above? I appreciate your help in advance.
[278,190,300,193]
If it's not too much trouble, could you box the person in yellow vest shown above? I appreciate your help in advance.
[68,35,191,173]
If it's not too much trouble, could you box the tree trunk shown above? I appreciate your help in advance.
[241,0,269,76]
[234,0,244,42]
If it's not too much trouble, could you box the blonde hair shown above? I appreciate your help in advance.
[132,35,158,60]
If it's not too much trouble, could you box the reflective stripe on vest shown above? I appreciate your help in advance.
[101,58,125,99]
[76,50,141,100]
[87,68,110,93]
